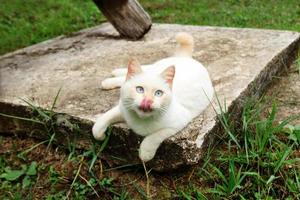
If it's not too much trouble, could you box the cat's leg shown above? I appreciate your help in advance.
[101,76,126,90]
[92,105,124,140]
[139,128,177,162]
[111,64,153,77]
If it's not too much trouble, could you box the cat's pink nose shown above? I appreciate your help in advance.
[139,98,153,112]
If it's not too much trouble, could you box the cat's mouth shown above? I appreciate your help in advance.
[138,99,153,113]
[135,107,155,118]
[138,107,153,113]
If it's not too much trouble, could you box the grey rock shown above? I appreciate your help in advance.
[0,23,299,171]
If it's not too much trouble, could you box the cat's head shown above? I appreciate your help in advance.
[120,58,175,118]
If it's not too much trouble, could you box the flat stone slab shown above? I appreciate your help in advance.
[0,23,299,170]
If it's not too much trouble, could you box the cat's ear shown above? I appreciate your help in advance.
[126,58,142,80]
[161,65,175,88]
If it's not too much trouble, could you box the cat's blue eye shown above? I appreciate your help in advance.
[136,86,144,93]
[154,90,163,97]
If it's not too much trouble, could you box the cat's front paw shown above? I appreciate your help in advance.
[139,141,156,162]
[92,122,107,141]
[101,78,115,90]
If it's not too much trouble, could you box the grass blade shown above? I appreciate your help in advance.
[50,87,62,112]
[274,144,293,173]
[0,113,43,124]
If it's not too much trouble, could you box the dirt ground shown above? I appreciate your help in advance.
[0,63,299,199]
[264,63,300,124]
[0,133,202,199]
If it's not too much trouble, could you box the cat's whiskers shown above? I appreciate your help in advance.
[122,97,136,110]
[157,105,168,116]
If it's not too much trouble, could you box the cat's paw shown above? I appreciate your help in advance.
[139,141,156,162]
[92,122,107,141]
[101,78,115,90]
[101,77,124,90]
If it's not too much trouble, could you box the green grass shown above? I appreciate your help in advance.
[0,0,299,55]
[0,0,104,55]
[200,101,300,199]
[142,0,300,31]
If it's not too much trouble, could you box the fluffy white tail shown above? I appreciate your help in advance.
[174,32,194,57]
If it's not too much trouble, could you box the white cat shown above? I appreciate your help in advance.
[92,33,214,162]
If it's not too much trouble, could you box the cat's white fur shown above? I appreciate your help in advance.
[93,33,214,162]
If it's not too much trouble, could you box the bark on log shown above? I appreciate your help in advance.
[93,0,152,39]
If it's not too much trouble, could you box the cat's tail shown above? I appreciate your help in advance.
[174,32,194,57]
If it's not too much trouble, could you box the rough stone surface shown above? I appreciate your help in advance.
[0,23,299,171]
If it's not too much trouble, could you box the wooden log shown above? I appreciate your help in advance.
[93,0,152,39]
